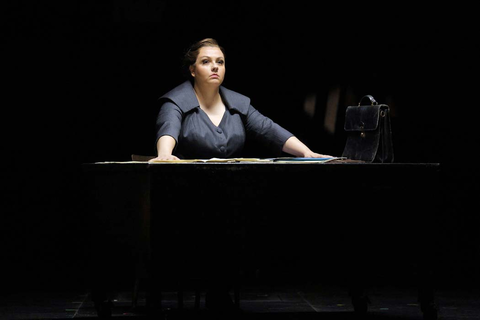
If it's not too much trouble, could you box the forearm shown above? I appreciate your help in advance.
[155,135,178,159]
[282,136,312,157]
[282,136,333,158]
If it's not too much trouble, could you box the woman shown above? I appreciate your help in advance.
[152,38,331,161]
[151,38,331,312]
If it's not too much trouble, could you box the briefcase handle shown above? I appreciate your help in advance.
[358,95,378,106]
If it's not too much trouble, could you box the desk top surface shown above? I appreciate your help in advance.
[82,161,440,174]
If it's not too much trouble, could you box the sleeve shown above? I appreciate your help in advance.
[155,101,183,146]
[244,104,294,155]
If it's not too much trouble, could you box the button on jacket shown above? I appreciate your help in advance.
[156,81,294,159]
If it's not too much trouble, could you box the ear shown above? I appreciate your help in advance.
[189,65,195,78]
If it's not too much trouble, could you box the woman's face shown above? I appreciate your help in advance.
[190,46,225,86]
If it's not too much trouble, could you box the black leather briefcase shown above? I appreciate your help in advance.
[342,95,394,163]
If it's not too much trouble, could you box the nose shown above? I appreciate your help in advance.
[211,63,219,72]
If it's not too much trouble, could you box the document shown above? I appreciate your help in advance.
[149,157,345,164]
[97,157,346,164]
[272,157,345,163]
[148,158,273,163]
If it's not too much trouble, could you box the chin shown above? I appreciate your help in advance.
[207,79,223,85]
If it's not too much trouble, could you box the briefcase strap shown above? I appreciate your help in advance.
[358,95,378,106]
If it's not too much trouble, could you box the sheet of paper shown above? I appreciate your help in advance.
[272,157,346,163]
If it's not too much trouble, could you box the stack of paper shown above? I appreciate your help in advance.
[148,157,345,164]
[148,158,273,163]
[95,157,346,164]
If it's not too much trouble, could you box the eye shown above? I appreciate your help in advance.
[217,60,224,65]
[202,59,209,65]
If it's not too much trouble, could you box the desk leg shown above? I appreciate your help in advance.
[347,245,370,315]
[349,278,369,315]
[93,300,113,318]
[144,262,163,315]
[347,215,371,315]
[419,287,437,320]
[89,245,115,318]
[418,256,438,320]
[417,203,439,320]
[90,273,113,318]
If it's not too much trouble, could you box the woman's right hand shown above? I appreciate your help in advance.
[148,154,180,162]
[151,136,179,162]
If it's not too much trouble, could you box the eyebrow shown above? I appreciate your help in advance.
[199,56,224,60]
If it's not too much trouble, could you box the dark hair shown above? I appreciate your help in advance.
[182,38,226,78]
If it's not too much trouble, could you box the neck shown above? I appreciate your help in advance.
[193,82,221,109]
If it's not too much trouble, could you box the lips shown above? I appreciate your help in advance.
[210,74,219,78]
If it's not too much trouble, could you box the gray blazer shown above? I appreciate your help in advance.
[156,81,293,159]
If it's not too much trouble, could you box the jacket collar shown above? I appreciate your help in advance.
[159,80,250,116]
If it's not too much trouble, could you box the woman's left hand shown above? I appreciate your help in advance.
[282,136,334,159]
[303,151,334,158]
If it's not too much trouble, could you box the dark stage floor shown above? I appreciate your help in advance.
[2,283,480,319]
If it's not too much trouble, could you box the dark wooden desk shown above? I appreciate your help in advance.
[83,162,440,318]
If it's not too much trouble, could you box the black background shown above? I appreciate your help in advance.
[2,1,478,291]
